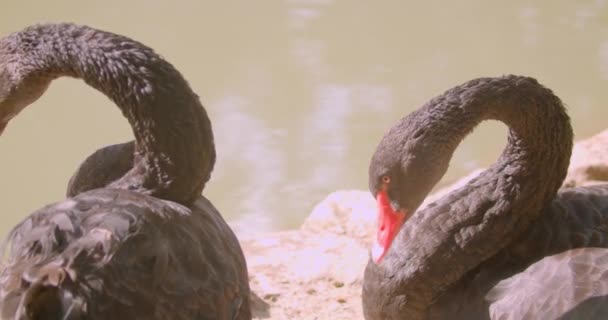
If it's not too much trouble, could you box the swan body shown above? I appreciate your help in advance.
[2,189,248,320]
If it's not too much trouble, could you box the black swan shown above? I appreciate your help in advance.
[362,75,608,319]
[0,23,251,319]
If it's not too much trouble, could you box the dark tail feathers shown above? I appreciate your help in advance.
[8,265,85,320]
[14,283,84,320]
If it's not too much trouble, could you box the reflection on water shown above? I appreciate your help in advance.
[1,0,608,236]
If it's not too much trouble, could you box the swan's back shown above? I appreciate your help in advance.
[431,184,608,319]
[485,184,608,319]
[487,247,608,320]
[0,188,249,320]
[66,142,134,197]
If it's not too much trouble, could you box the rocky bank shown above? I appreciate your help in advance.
[241,129,608,320]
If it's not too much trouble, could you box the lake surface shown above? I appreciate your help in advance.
[1,0,608,237]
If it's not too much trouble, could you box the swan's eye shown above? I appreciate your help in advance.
[382,176,391,184]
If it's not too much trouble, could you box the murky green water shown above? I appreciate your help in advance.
[1,0,608,237]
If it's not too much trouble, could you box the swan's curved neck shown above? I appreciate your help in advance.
[367,76,573,316]
[4,24,215,204]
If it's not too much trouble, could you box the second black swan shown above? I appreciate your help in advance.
[362,75,608,319]
[0,23,250,319]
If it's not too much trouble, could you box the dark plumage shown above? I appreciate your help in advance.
[0,23,250,319]
[66,142,134,198]
[362,75,608,319]
[486,247,608,319]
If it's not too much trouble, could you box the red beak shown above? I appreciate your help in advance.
[372,189,407,263]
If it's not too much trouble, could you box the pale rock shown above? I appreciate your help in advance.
[563,129,608,187]
[301,190,376,246]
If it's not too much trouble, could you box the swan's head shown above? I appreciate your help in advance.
[0,38,52,135]
[368,113,452,263]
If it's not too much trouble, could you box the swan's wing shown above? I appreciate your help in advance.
[0,189,250,320]
[486,247,608,320]
[66,141,135,197]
